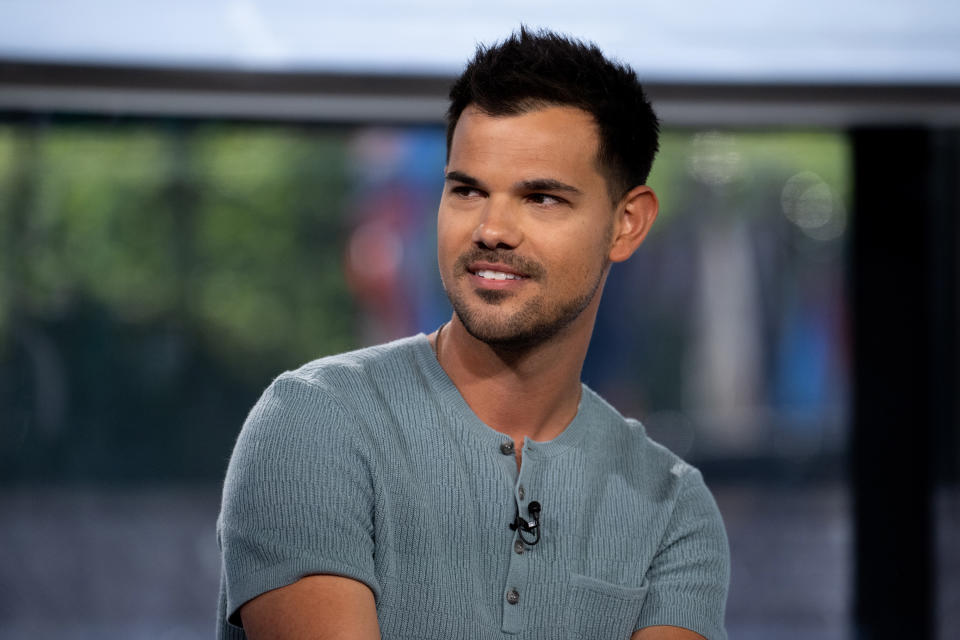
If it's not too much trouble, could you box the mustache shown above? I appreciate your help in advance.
[454,248,545,280]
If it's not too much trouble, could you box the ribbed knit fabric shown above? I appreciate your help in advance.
[217,334,729,639]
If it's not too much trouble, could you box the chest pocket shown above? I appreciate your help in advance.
[563,573,649,640]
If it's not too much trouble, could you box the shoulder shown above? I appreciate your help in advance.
[579,386,706,497]
[285,333,425,385]
[285,333,424,388]
[269,333,427,408]
[233,334,428,453]
[579,385,690,472]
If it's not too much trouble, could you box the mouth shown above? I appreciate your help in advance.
[451,250,543,295]
[466,262,530,289]
[473,269,524,281]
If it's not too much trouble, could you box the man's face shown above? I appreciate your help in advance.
[438,105,618,349]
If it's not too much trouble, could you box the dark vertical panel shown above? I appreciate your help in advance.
[929,132,960,486]
[850,128,939,639]
[930,131,960,640]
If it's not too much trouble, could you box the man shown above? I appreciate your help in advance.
[218,28,729,640]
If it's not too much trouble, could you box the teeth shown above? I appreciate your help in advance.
[476,269,520,281]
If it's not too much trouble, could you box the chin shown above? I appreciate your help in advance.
[462,321,551,351]
[452,298,583,351]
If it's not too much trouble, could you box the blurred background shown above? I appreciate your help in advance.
[0,1,957,638]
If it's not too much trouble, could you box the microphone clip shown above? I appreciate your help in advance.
[509,500,542,546]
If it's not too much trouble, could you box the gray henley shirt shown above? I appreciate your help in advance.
[217,333,729,639]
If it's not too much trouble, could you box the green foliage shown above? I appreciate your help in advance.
[0,122,358,382]
[648,129,850,232]
[0,120,366,483]
[190,124,357,375]
[35,127,175,320]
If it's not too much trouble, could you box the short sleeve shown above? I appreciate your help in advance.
[635,468,730,640]
[217,374,379,629]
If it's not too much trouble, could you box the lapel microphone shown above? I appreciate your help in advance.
[509,500,542,546]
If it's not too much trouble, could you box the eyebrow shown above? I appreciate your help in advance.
[516,178,582,196]
[445,170,583,196]
[445,170,481,187]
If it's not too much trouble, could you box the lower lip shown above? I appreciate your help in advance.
[469,272,528,289]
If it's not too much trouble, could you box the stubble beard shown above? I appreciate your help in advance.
[444,251,609,351]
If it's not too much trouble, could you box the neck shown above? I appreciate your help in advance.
[432,304,598,444]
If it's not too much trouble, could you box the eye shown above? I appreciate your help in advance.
[450,185,485,198]
[526,193,566,206]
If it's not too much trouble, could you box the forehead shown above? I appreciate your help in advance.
[448,105,604,186]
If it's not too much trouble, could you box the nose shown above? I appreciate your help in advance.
[471,197,522,249]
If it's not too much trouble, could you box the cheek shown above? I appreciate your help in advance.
[437,204,478,248]
[436,202,459,240]
[436,213,464,278]
[436,221,454,256]
[545,222,611,270]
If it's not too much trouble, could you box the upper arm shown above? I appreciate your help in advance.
[631,625,707,640]
[218,375,380,630]
[241,574,380,640]
[634,468,730,640]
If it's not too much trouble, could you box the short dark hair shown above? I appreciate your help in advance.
[446,27,660,201]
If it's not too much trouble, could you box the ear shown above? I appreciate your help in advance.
[608,185,659,263]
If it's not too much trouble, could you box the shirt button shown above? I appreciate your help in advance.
[506,588,520,605]
[514,539,525,555]
[517,485,525,500]
[500,441,515,455]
